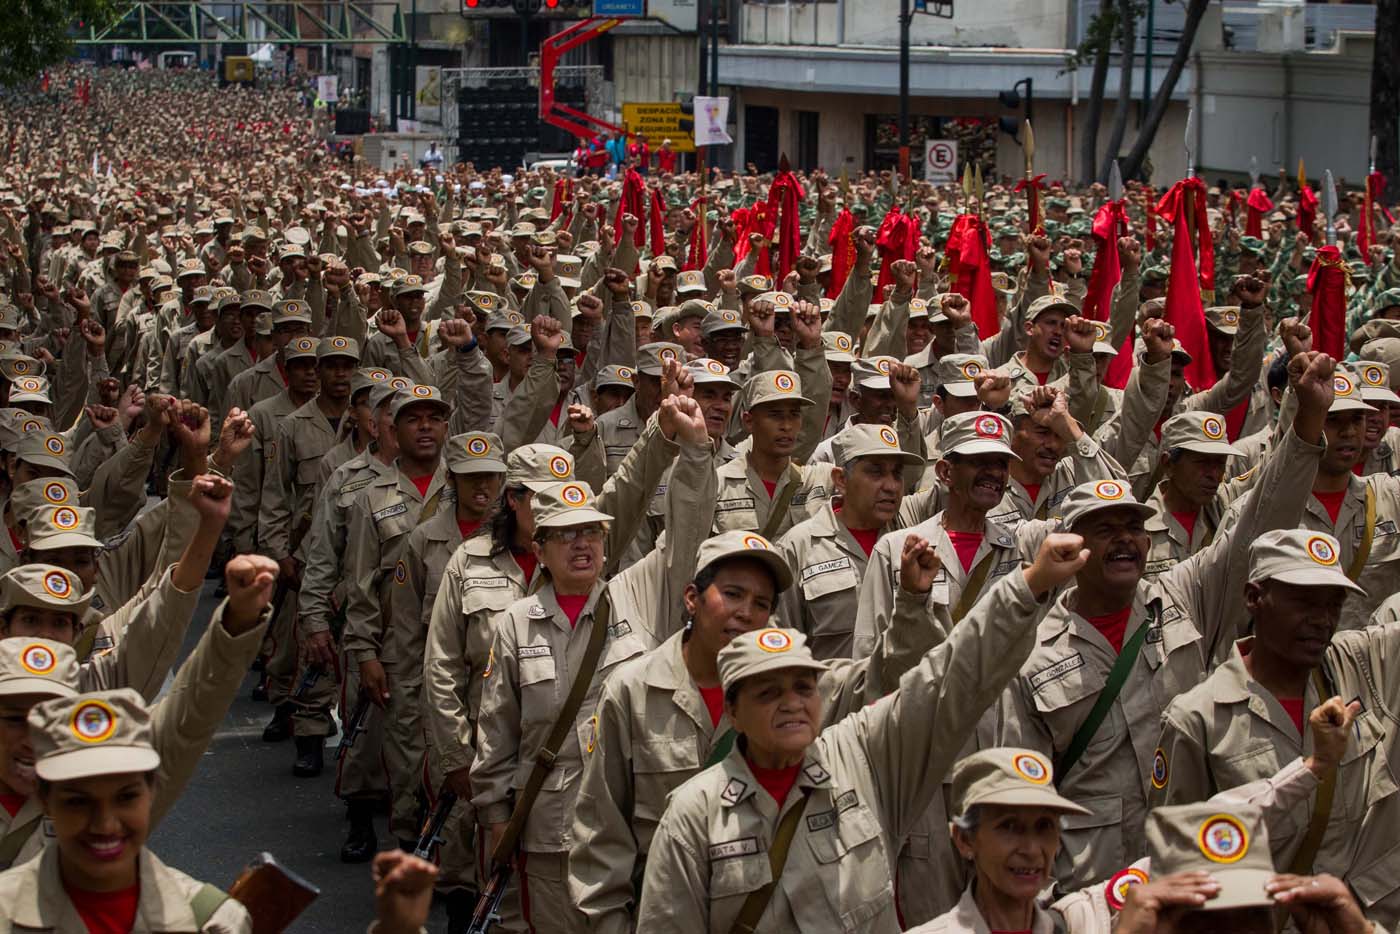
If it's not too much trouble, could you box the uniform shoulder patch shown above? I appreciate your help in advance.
[1028,653,1084,693]
[719,778,748,806]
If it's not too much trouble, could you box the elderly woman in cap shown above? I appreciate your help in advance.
[906,749,1089,934]
[635,533,1091,932]
[469,396,715,932]
[0,689,252,932]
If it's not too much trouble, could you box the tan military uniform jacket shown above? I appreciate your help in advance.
[776,501,881,660]
[296,449,390,638]
[1151,634,1400,925]
[258,397,343,561]
[569,583,944,934]
[1292,474,1400,632]
[224,353,289,422]
[994,425,1322,891]
[469,441,718,852]
[711,455,835,540]
[634,571,1046,933]
[203,339,257,424]
[1363,426,1400,477]
[0,847,251,933]
[79,566,204,703]
[908,885,1059,934]
[1142,483,1226,580]
[987,433,1123,532]
[597,396,644,475]
[228,390,299,554]
[343,463,453,666]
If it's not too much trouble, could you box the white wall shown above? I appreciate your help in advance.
[613,34,701,105]
[740,0,1069,51]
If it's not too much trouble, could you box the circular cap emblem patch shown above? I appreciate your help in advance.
[742,534,770,551]
[1151,748,1169,789]
[20,644,56,675]
[1306,536,1338,566]
[875,358,892,375]
[393,561,407,584]
[773,373,796,393]
[1334,374,1355,396]
[617,367,634,380]
[1198,814,1249,864]
[16,378,41,392]
[43,482,68,504]
[71,700,117,744]
[560,483,588,506]
[835,335,852,351]
[549,455,571,479]
[659,348,678,362]
[369,370,389,381]
[20,421,42,434]
[330,336,350,350]
[42,571,72,600]
[411,385,433,398]
[1223,309,1239,326]
[631,301,649,315]
[45,436,65,456]
[1201,416,1225,440]
[878,427,899,448]
[13,361,28,374]
[389,377,411,390]
[962,361,983,380]
[974,415,1003,439]
[1105,868,1149,911]
[772,293,793,308]
[466,437,490,457]
[757,629,792,653]
[1094,480,1125,501]
[1094,323,1110,342]
[1012,753,1051,784]
[705,360,727,375]
[1364,365,1384,386]
[51,507,79,530]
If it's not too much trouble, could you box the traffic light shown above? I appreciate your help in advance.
[998,78,1032,139]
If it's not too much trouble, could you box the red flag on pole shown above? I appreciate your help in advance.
[1244,187,1274,238]
[766,168,804,285]
[648,187,666,259]
[826,208,856,299]
[876,208,918,295]
[613,169,646,249]
[946,214,999,339]
[1156,178,1216,391]
[1298,186,1318,242]
[683,197,708,271]
[1307,245,1348,360]
[1013,174,1046,236]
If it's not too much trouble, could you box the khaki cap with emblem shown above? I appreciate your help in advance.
[505,325,532,348]
[630,300,654,321]
[676,269,707,294]
[1204,306,1242,336]
[0,353,43,381]
[273,298,313,326]
[1247,529,1364,594]
[240,289,275,312]
[1355,360,1400,405]
[852,356,899,391]
[8,376,50,405]
[939,411,1017,458]
[1026,294,1078,322]
[717,627,828,693]
[0,638,78,700]
[352,367,393,398]
[1057,479,1156,528]
[15,432,74,475]
[596,365,637,391]
[506,444,575,491]
[29,688,161,781]
[1145,803,1274,909]
[467,291,507,317]
[395,275,428,297]
[317,335,361,362]
[531,480,614,529]
[10,478,78,523]
[937,354,989,398]
[1089,321,1119,356]
[1161,411,1242,457]
[1329,368,1375,414]
[637,342,686,376]
[0,305,22,331]
[484,309,523,333]
[175,258,206,280]
[695,530,794,593]
[0,565,91,618]
[390,384,452,419]
[282,336,319,362]
[701,308,746,337]
[745,369,813,409]
[368,383,402,411]
[950,747,1090,817]
[755,291,795,313]
[685,358,739,388]
[24,504,102,551]
[832,423,924,468]
[737,275,772,296]
[407,240,435,256]
[190,285,215,306]
[446,432,506,475]
[908,298,930,321]
[822,331,856,363]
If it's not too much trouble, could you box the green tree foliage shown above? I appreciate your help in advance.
[0,0,117,87]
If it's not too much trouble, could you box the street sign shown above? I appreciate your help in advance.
[924,139,957,183]
[621,102,695,152]
[594,0,645,14]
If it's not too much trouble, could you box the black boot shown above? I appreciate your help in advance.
[445,890,481,934]
[340,801,377,863]
[260,703,294,743]
[250,671,269,702]
[292,736,323,777]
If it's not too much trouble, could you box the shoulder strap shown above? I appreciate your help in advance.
[729,791,811,934]
[950,550,998,624]
[0,815,42,869]
[490,590,613,865]
[1346,485,1376,582]
[1056,606,1156,778]
[1286,670,1339,875]
[418,485,445,525]
[73,620,99,662]
[758,466,803,541]
[190,883,231,929]
[705,728,738,769]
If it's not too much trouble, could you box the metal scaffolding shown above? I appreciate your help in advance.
[75,1,408,45]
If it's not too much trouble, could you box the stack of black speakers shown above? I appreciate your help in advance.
[456,81,588,168]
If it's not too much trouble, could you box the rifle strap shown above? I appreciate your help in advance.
[759,465,803,542]
[491,590,613,865]
[190,883,230,928]
[1057,605,1156,778]
[705,728,738,769]
[950,549,997,624]
[729,790,812,934]
[419,485,445,525]
[0,816,41,869]
[1287,670,1338,875]
[1346,485,1376,582]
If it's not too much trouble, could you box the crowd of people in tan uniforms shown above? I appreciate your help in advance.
[0,63,1398,934]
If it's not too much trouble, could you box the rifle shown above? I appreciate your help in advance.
[335,696,370,762]
[465,861,511,934]
[411,789,457,860]
[291,665,322,702]
[225,852,319,934]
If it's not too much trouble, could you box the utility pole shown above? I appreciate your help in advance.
[898,0,911,178]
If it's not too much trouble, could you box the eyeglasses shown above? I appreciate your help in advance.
[542,525,605,544]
